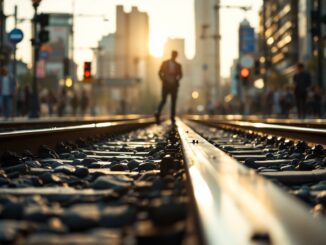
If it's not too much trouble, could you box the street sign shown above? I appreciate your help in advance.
[8,28,24,44]
[240,55,254,68]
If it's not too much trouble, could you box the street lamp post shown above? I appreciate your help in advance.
[30,0,42,118]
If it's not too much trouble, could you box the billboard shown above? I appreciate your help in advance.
[239,27,255,53]
[38,14,72,83]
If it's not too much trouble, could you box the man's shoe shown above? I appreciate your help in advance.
[154,113,160,125]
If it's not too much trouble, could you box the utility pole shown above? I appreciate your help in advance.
[0,0,5,67]
[213,0,221,103]
[317,0,323,89]
[13,5,17,84]
[262,0,268,88]
[71,0,75,82]
[30,0,42,118]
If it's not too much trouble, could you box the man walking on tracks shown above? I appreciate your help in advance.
[293,63,311,119]
[155,50,183,125]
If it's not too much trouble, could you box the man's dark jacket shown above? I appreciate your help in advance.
[158,60,183,88]
[293,71,311,95]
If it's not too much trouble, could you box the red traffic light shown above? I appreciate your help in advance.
[83,62,92,79]
[84,70,91,78]
[240,67,250,78]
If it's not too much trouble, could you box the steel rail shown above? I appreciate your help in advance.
[0,118,155,154]
[184,115,326,129]
[177,119,326,245]
[186,117,326,145]
[0,115,150,130]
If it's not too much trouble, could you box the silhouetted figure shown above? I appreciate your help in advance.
[120,99,126,115]
[0,67,16,119]
[280,86,294,118]
[80,90,89,116]
[155,50,183,124]
[293,63,311,119]
[312,85,322,118]
[24,85,31,116]
[57,87,67,117]
[47,89,57,116]
[71,91,79,116]
[16,86,25,117]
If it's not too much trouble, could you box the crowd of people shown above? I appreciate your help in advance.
[210,84,324,118]
[41,87,90,117]
[0,62,325,120]
[0,66,90,119]
[206,63,325,118]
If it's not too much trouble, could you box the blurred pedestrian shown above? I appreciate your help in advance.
[57,87,67,117]
[154,50,183,124]
[47,89,57,116]
[0,67,16,119]
[272,88,282,116]
[312,85,322,118]
[280,86,294,118]
[16,86,25,117]
[80,89,89,116]
[293,63,311,119]
[70,91,79,116]
[24,85,31,116]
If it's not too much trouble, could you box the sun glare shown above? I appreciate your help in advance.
[149,33,166,58]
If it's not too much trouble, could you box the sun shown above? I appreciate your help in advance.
[149,32,166,58]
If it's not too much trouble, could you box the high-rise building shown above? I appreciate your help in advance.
[261,0,299,76]
[97,34,116,79]
[259,0,326,88]
[95,6,150,114]
[194,0,221,102]
[115,6,149,79]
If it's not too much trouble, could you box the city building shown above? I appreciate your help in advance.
[193,0,221,103]
[260,0,299,78]
[259,0,326,89]
[115,5,149,80]
[95,6,150,114]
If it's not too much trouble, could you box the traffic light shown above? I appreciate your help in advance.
[240,67,250,78]
[83,62,92,79]
[254,60,260,75]
[63,58,70,77]
[240,67,250,86]
[311,10,321,37]
[37,13,50,43]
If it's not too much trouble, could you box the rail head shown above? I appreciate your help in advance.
[0,118,155,155]
[177,119,326,245]
[186,117,326,145]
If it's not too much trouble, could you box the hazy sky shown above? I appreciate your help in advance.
[4,0,262,78]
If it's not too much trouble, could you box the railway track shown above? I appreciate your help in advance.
[0,118,326,244]
[185,115,326,129]
[0,115,148,132]
[185,115,326,145]
[182,118,326,243]
[0,119,199,244]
